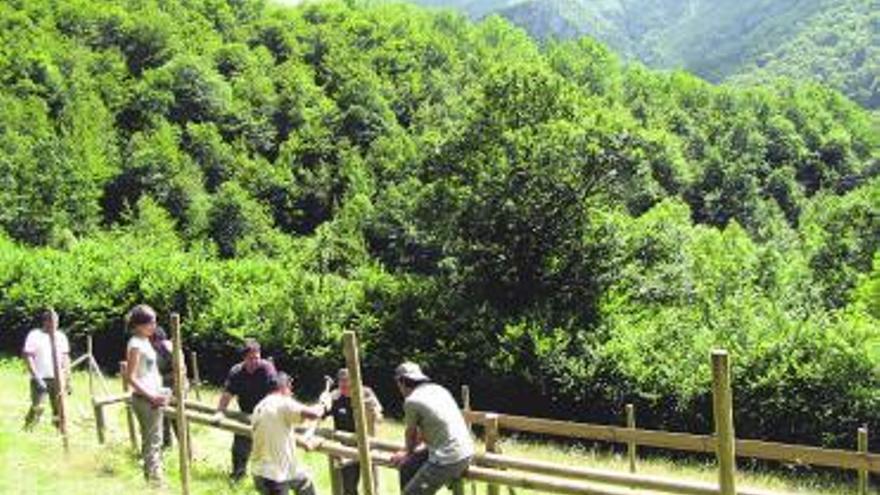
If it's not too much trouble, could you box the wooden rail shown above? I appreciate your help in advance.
[126,401,777,495]
[463,411,880,473]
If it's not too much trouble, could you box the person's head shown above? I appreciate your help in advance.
[337,368,351,396]
[126,304,157,338]
[271,372,293,396]
[241,339,261,372]
[40,308,58,333]
[394,362,430,397]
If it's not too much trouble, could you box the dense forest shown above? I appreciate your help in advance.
[1,0,879,449]
[409,0,880,109]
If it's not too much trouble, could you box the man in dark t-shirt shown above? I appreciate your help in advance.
[324,368,383,495]
[215,339,277,481]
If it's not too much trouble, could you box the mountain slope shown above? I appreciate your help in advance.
[729,0,880,109]
[409,0,880,108]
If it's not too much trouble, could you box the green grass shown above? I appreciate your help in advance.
[0,358,855,494]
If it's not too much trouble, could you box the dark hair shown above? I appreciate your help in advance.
[271,372,292,390]
[241,338,260,356]
[40,308,57,325]
[398,376,427,389]
[126,304,156,330]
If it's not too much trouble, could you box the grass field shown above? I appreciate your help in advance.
[0,358,855,494]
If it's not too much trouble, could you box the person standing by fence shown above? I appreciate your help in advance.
[124,304,170,486]
[149,325,181,449]
[390,362,474,495]
[324,368,384,495]
[22,309,70,430]
[215,338,277,481]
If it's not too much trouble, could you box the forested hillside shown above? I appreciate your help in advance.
[410,0,880,109]
[1,0,879,447]
[730,0,880,109]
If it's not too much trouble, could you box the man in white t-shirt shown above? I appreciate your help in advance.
[251,372,327,495]
[22,309,70,430]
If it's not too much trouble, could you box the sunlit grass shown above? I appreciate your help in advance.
[0,359,856,494]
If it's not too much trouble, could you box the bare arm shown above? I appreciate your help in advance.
[23,352,39,380]
[300,403,326,421]
[217,391,233,413]
[405,424,421,454]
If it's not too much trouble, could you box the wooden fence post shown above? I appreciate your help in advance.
[342,331,376,495]
[87,334,95,396]
[626,404,637,474]
[859,426,869,495]
[47,310,69,453]
[327,455,343,495]
[120,361,139,453]
[712,350,736,495]
[461,385,478,495]
[92,400,107,444]
[190,351,202,401]
[171,314,191,495]
[486,413,501,495]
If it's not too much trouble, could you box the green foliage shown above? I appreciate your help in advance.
[0,0,877,448]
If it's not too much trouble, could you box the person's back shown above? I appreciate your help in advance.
[405,383,474,464]
[252,394,301,483]
[250,372,325,495]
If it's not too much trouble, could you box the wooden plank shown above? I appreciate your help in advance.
[87,335,94,396]
[465,410,880,472]
[711,350,736,495]
[190,352,202,401]
[165,406,791,495]
[625,404,636,474]
[171,313,191,495]
[858,427,868,495]
[342,331,376,495]
[93,401,106,444]
[120,361,139,452]
[47,310,69,452]
[92,393,131,407]
[486,413,501,495]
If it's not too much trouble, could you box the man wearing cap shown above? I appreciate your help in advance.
[324,368,384,495]
[390,362,474,495]
[251,372,327,495]
[216,338,277,481]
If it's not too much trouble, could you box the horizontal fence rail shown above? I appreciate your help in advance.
[464,410,880,473]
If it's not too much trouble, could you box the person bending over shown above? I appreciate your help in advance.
[390,362,474,495]
[215,339,277,481]
[251,372,327,495]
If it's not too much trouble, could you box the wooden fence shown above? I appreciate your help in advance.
[84,313,872,495]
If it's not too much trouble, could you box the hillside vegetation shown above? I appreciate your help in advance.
[410,0,880,109]
[0,0,879,452]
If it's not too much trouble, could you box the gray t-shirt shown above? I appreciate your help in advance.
[404,383,474,465]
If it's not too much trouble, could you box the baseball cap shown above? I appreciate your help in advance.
[394,362,430,382]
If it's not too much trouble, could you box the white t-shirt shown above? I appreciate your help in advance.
[127,335,162,396]
[251,394,306,482]
[22,329,70,379]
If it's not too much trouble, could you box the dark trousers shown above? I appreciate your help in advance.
[232,434,252,480]
[253,472,316,495]
[24,378,60,429]
[399,450,470,495]
[340,461,360,495]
